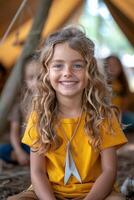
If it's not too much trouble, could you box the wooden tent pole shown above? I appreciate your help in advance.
[0,0,52,133]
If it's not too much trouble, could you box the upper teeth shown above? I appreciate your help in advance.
[61,82,75,85]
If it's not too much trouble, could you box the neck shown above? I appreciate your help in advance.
[57,95,83,118]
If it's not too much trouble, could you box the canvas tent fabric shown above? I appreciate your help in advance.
[0,0,83,68]
[0,0,134,68]
[104,0,134,46]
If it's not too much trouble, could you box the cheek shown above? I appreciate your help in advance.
[84,78,88,89]
[108,67,118,76]
[81,72,88,86]
[26,81,32,90]
[49,72,58,88]
[85,77,88,86]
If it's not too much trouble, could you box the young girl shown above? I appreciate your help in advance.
[0,55,40,166]
[104,55,134,132]
[8,26,127,200]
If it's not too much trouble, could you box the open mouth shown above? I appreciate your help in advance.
[59,81,78,86]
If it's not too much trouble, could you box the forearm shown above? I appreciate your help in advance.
[31,170,56,200]
[10,121,22,151]
[10,131,23,154]
[11,135,23,154]
[84,170,116,200]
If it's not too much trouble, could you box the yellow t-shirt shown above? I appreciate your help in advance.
[22,112,127,198]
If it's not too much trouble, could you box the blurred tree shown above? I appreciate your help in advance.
[79,0,134,57]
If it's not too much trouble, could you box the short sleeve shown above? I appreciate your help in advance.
[100,111,128,150]
[21,112,39,147]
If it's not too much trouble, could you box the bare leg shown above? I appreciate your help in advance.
[105,191,125,200]
[7,190,38,200]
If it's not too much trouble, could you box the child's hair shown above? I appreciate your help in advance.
[32,26,119,153]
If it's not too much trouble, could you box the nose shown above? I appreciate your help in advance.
[63,65,72,78]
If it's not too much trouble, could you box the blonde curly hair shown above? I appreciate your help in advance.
[31,26,119,153]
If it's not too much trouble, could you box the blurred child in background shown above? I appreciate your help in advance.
[104,55,134,132]
[0,54,40,166]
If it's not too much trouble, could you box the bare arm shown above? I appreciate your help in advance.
[84,147,117,200]
[10,121,29,165]
[30,150,56,200]
[10,121,22,151]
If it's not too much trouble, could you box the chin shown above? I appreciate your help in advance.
[60,91,80,97]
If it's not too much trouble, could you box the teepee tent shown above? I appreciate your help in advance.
[104,0,134,47]
[0,0,83,68]
[0,0,134,132]
[0,0,134,69]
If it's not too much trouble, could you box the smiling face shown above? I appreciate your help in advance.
[107,57,122,78]
[25,61,39,91]
[48,42,88,101]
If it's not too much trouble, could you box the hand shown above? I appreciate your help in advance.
[15,149,30,166]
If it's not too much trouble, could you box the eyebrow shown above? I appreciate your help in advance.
[50,59,85,63]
